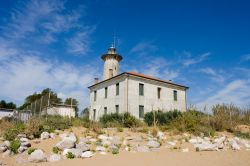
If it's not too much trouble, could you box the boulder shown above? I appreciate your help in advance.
[96,146,106,152]
[81,151,94,158]
[60,133,77,143]
[18,146,27,153]
[56,140,75,150]
[48,154,61,162]
[21,142,31,147]
[98,135,109,141]
[20,137,29,143]
[147,140,160,148]
[3,141,10,147]
[182,148,189,152]
[231,140,240,150]
[41,132,50,140]
[157,131,165,140]
[195,143,218,151]
[102,140,111,146]
[28,149,47,163]
[76,143,90,152]
[0,146,7,153]
[111,136,121,146]
[63,148,82,158]
[49,133,56,139]
[2,150,13,158]
[17,134,27,139]
[166,141,176,147]
[136,145,150,152]
[79,138,88,144]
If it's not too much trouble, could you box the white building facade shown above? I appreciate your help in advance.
[88,47,188,121]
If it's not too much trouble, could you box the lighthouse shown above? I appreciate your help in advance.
[101,45,123,80]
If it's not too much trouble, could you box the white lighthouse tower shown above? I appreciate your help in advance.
[101,45,123,80]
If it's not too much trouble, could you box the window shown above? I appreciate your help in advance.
[105,87,108,98]
[93,109,96,120]
[116,83,119,96]
[139,105,144,118]
[157,87,161,99]
[109,69,113,77]
[115,105,119,114]
[94,91,97,101]
[173,90,177,101]
[104,107,107,115]
[139,83,144,96]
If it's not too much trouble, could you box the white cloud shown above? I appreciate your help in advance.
[129,41,158,56]
[66,28,95,55]
[199,67,225,83]
[241,54,250,62]
[0,55,99,109]
[182,52,210,67]
[197,79,250,108]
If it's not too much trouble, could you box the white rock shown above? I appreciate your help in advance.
[3,141,10,147]
[17,134,27,139]
[48,154,61,162]
[60,133,77,143]
[231,140,240,150]
[98,135,108,140]
[167,141,176,147]
[182,148,189,152]
[28,149,47,163]
[76,143,90,152]
[136,145,150,152]
[0,146,7,153]
[21,141,31,147]
[41,132,50,140]
[157,131,165,140]
[81,151,94,158]
[79,138,88,144]
[56,140,75,150]
[63,148,82,158]
[100,151,107,155]
[195,143,218,151]
[18,146,27,153]
[89,138,97,142]
[20,137,29,142]
[147,140,160,148]
[102,140,111,146]
[50,133,56,139]
[2,150,13,157]
[96,146,106,152]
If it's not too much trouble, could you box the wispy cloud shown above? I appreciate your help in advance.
[129,41,158,56]
[181,52,210,67]
[199,67,225,83]
[241,54,250,62]
[197,79,250,108]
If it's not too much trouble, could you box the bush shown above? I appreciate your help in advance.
[27,148,36,155]
[66,152,75,159]
[169,110,215,136]
[211,104,241,131]
[144,110,182,126]
[10,140,21,154]
[41,115,72,132]
[100,113,140,128]
[0,119,14,136]
[112,148,119,154]
[4,122,26,141]
[25,118,43,138]
[52,147,60,154]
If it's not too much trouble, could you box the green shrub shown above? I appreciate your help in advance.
[100,113,140,128]
[169,110,215,136]
[27,148,36,155]
[144,110,182,126]
[112,148,119,154]
[66,152,75,159]
[25,118,43,138]
[41,115,72,132]
[10,140,21,154]
[52,147,60,154]
[4,122,26,141]
[234,131,250,139]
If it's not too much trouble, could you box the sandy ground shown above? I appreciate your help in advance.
[1,127,250,166]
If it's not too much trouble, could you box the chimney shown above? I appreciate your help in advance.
[94,77,99,84]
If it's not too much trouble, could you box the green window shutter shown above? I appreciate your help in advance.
[139,105,144,118]
[105,87,108,98]
[173,90,177,101]
[116,83,119,96]
[139,83,144,96]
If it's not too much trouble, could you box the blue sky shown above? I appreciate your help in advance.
[0,0,250,110]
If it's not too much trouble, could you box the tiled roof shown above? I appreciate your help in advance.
[88,72,188,89]
[126,72,188,89]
